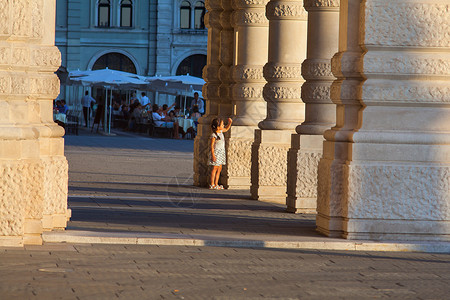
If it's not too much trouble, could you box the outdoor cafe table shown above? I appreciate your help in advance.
[53,113,66,124]
[176,117,194,132]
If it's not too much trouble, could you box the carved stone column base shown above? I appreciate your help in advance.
[286,134,323,213]
[250,129,292,204]
[222,126,256,189]
[193,123,213,187]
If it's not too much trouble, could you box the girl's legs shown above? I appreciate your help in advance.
[210,166,219,187]
[214,165,222,187]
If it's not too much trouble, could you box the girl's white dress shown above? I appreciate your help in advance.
[208,132,226,166]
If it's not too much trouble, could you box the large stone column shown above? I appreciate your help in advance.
[286,0,339,213]
[222,0,269,189]
[194,0,223,187]
[0,0,70,246]
[251,0,308,203]
[317,0,450,241]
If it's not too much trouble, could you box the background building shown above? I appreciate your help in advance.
[55,0,207,105]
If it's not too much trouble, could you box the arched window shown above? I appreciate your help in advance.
[120,0,133,27]
[180,1,191,29]
[194,2,205,29]
[92,52,137,74]
[176,54,207,78]
[98,0,110,27]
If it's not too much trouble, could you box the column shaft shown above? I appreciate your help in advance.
[193,0,223,187]
[286,0,339,213]
[317,0,450,241]
[222,0,269,189]
[251,0,308,203]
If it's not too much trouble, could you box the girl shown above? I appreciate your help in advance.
[208,117,232,189]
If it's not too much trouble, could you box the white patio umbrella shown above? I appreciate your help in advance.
[146,74,205,112]
[69,68,148,134]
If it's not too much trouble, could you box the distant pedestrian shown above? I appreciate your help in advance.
[140,92,150,109]
[81,91,96,127]
[208,117,232,189]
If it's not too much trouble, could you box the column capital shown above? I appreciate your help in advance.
[233,9,269,26]
[232,0,270,8]
[303,0,340,11]
[266,0,308,21]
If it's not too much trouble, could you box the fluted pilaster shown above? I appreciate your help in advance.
[251,0,308,203]
[286,0,339,213]
[194,0,223,187]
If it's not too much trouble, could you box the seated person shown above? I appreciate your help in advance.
[128,103,143,130]
[161,102,176,117]
[151,104,180,139]
[169,105,182,118]
[58,100,69,114]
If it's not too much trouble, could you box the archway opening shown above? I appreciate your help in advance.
[92,52,137,74]
[176,54,206,78]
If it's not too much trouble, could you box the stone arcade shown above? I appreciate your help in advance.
[195,0,450,241]
[0,0,448,245]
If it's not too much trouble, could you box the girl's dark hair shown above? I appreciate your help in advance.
[211,118,222,140]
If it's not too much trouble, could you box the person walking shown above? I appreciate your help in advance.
[81,91,96,127]
[208,117,232,189]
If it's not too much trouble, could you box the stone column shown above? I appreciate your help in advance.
[317,0,450,241]
[286,0,339,213]
[193,0,223,187]
[221,0,269,189]
[251,0,308,203]
[0,0,70,246]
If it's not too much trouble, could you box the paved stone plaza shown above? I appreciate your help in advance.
[0,130,449,299]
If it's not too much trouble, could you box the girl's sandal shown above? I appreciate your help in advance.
[209,184,216,190]
[216,185,224,190]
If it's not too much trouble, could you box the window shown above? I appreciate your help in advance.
[176,54,207,78]
[120,0,133,27]
[180,1,191,29]
[194,2,205,29]
[98,0,110,27]
[93,53,137,74]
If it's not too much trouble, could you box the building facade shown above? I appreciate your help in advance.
[55,0,207,78]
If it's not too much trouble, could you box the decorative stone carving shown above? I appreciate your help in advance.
[301,59,333,79]
[303,0,340,7]
[266,1,308,20]
[12,0,31,38]
[263,85,302,100]
[263,63,303,79]
[233,84,264,99]
[233,0,269,6]
[233,11,269,24]
[362,84,450,103]
[233,65,265,80]
[301,83,331,102]
[0,1,11,36]
[31,0,44,39]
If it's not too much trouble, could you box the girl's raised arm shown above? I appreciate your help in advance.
[223,118,233,132]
